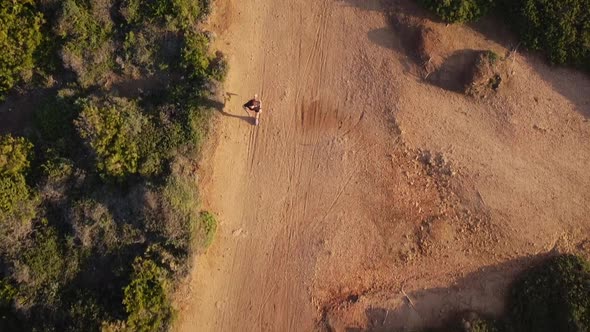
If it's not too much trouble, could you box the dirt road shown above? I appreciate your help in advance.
[175,0,590,330]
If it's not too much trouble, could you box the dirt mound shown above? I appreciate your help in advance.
[387,11,448,77]
[387,14,479,92]
[465,51,511,98]
[417,26,444,75]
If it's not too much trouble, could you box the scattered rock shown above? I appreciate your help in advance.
[232,228,243,237]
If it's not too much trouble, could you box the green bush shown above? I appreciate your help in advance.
[41,156,74,184]
[34,92,80,154]
[66,295,108,332]
[75,98,148,179]
[0,135,33,177]
[0,278,22,331]
[135,118,178,177]
[0,279,16,308]
[182,32,211,79]
[209,51,229,82]
[505,0,590,69]
[0,135,38,252]
[0,0,43,100]
[122,28,160,76]
[468,318,504,332]
[160,173,199,249]
[56,0,114,87]
[121,0,203,29]
[199,211,217,248]
[419,0,495,23]
[434,312,507,332]
[20,224,80,305]
[0,175,38,227]
[123,258,172,332]
[509,254,590,332]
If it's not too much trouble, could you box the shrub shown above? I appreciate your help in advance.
[34,92,80,154]
[505,0,590,69]
[468,318,504,332]
[419,0,495,23]
[123,258,172,332]
[18,224,80,305]
[120,0,203,29]
[159,173,199,249]
[56,0,114,87]
[437,312,507,332]
[509,254,590,332]
[199,211,217,248]
[0,0,43,100]
[69,199,118,253]
[0,136,38,253]
[122,28,160,76]
[0,135,33,177]
[0,175,38,239]
[75,97,148,179]
[66,295,108,332]
[135,119,172,177]
[41,156,74,184]
[209,51,229,82]
[0,278,22,331]
[181,32,211,79]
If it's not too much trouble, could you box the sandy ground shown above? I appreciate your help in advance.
[173,0,590,331]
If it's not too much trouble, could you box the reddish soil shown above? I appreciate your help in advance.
[174,0,590,331]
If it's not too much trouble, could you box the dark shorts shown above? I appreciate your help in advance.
[243,102,260,112]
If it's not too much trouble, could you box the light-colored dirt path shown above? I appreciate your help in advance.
[175,0,405,330]
[175,0,590,330]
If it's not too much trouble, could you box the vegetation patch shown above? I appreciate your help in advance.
[0,0,44,100]
[200,211,218,248]
[431,254,590,332]
[504,0,590,70]
[419,0,495,23]
[0,0,226,330]
[419,0,590,71]
[75,97,147,180]
[509,254,590,332]
[122,258,173,332]
[56,0,114,88]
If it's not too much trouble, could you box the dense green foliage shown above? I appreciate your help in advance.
[0,135,33,177]
[0,0,43,100]
[509,254,590,332]
[0,0,223,330]
[505,0,590,69]
[0,135,38,253]
[0,175,38,245]
[75,98,147,179]
[20,223,80,304]
[419,0,494,23]
[56,0,114,87]
[123,258,172,331]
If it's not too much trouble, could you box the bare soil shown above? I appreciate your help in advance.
[173,0,590,331]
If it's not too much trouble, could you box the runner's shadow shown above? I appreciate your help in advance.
[203,98,254,125]
[218,109,254,125]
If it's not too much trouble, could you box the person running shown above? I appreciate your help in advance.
[243,94,262,126]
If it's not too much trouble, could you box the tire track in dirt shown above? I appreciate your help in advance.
[177,0,590,330]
